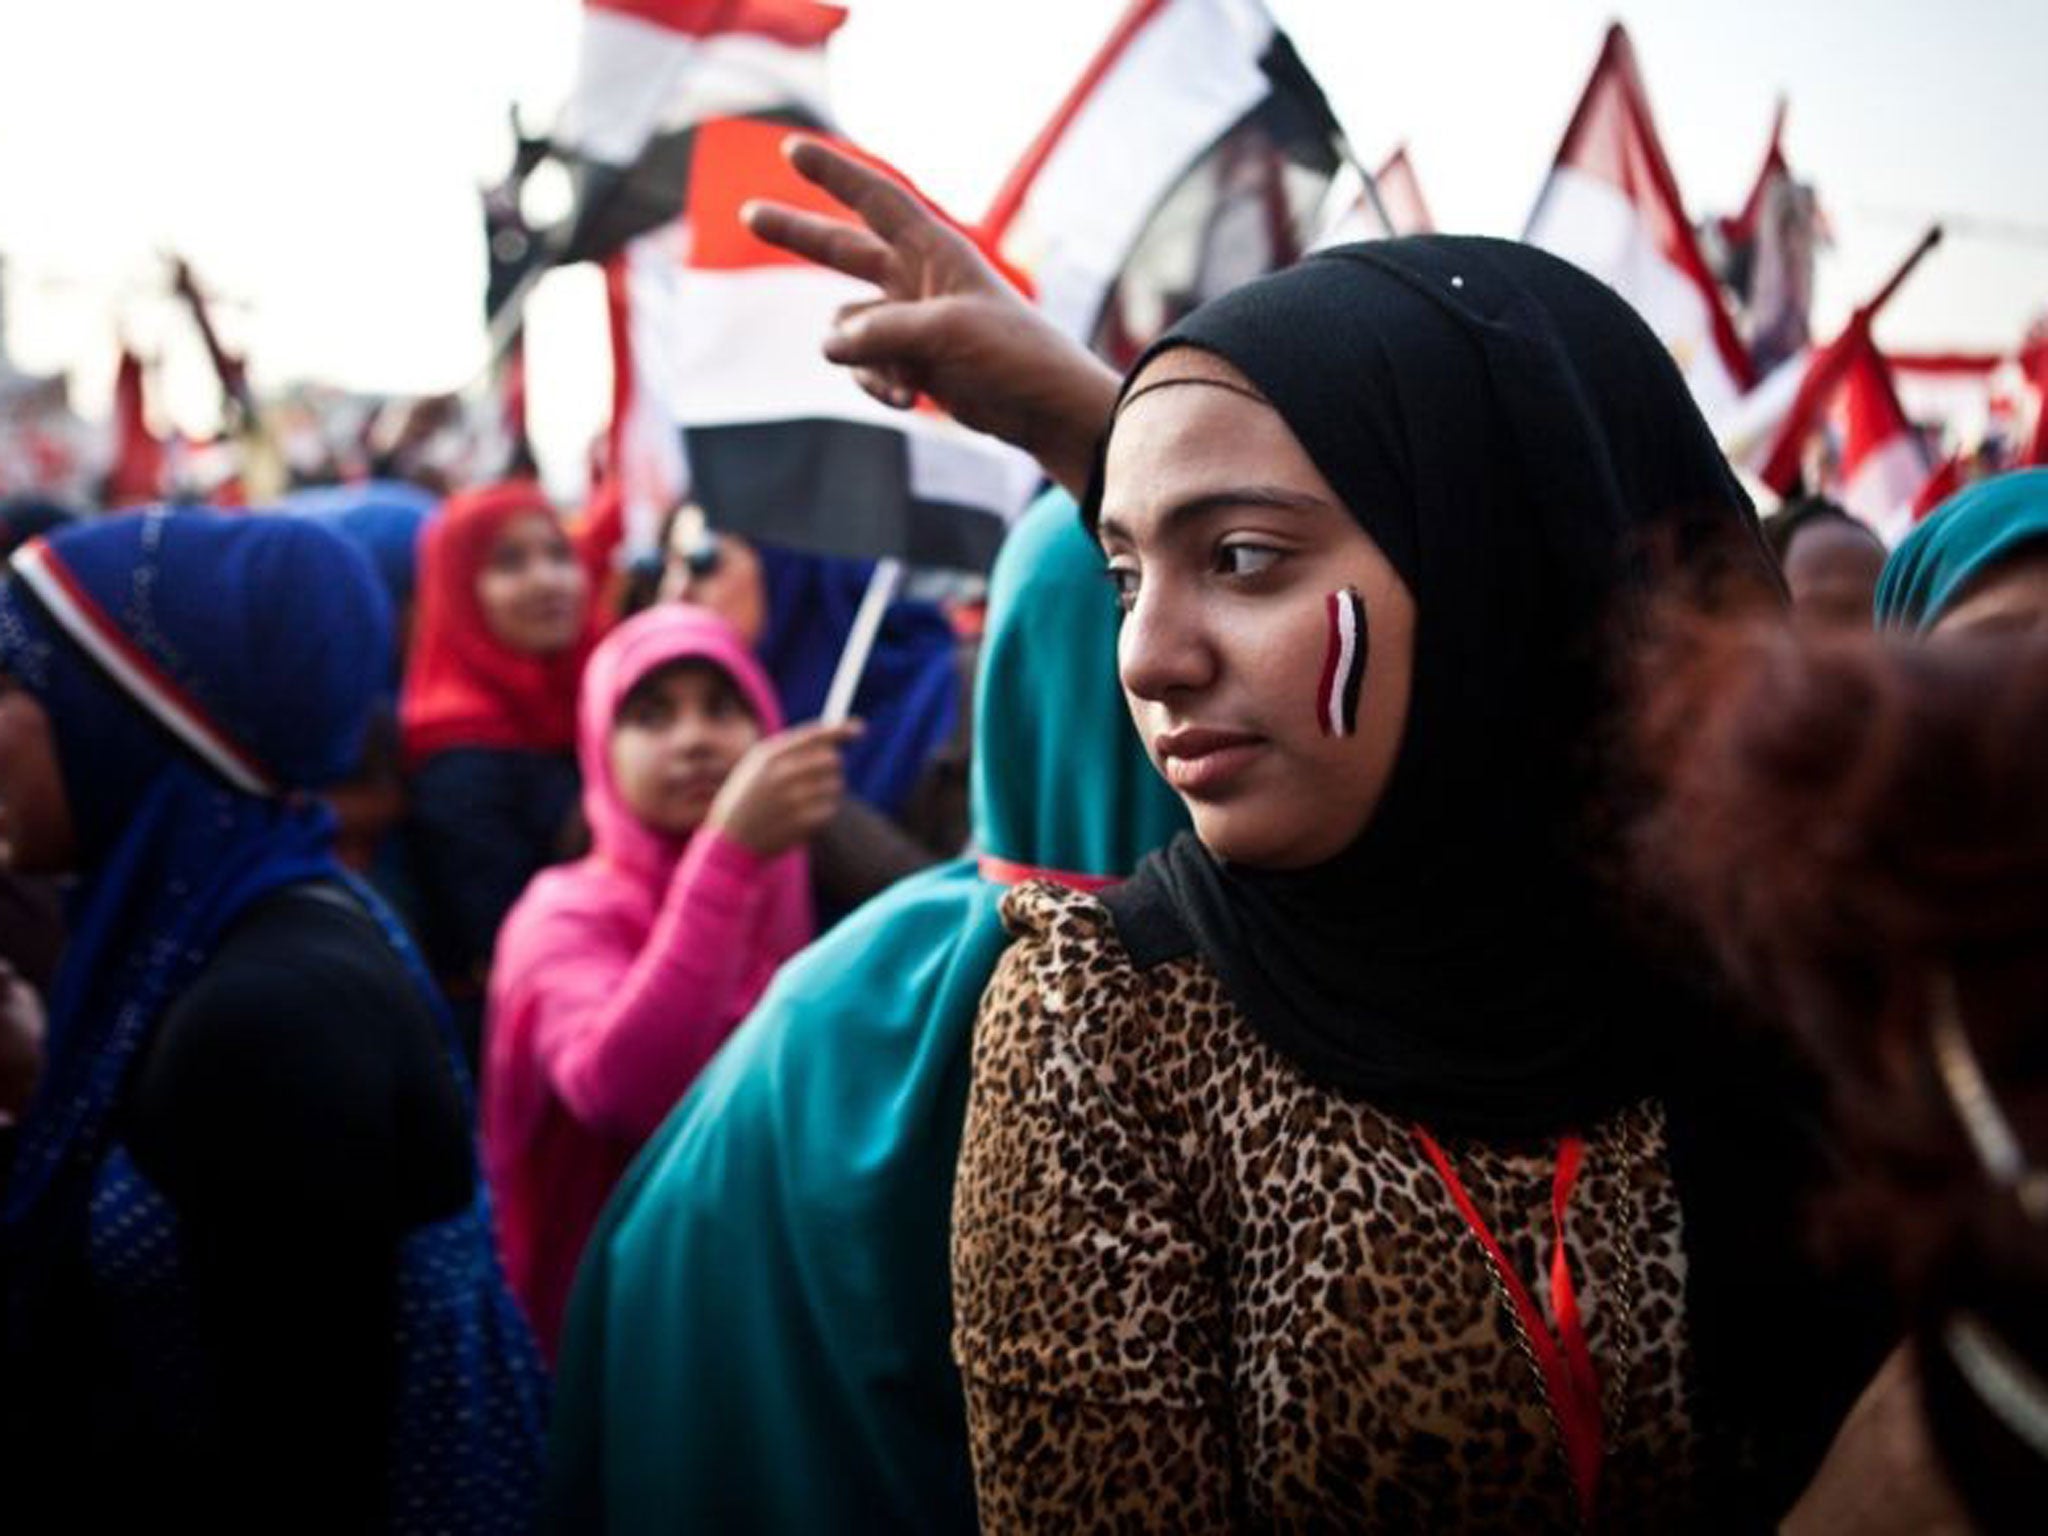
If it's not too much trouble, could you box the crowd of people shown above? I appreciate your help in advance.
[1,132,2044,1534]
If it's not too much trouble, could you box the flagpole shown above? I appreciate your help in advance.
[820,556,903,725]
[1857,224,1943,328]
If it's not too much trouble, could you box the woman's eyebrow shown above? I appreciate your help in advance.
[1098,485,1330,545]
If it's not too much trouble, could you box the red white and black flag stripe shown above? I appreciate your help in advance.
[1757,319,1933,545]
[552,0,846,263]
[1524,24,1754,430]
[1318,586,1366,738]
[983,0,1385,373]
[614,117,1041,569]
[9,537,276,795]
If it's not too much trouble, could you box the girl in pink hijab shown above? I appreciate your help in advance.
[483,605,857,1353]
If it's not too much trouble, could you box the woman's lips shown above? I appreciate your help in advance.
[523,600,577,627]
[1153,726,1264,796]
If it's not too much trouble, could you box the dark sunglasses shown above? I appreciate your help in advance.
[661,536,723,581]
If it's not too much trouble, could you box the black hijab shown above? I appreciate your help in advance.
[1089,236,1781,1140]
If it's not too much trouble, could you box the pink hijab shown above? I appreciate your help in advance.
[483,605,812,1351]
[576,605,796,891]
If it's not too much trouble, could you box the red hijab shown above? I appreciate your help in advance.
[400,481,595,765]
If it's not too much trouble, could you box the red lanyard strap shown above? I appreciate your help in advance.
[975,854,1118,892]
[1415,1127,1603,1523]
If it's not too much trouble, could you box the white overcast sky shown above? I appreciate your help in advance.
[2,0,2042,490]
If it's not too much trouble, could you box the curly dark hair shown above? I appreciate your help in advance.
[1631,617,2048,1527]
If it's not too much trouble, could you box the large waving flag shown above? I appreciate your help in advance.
[616,117,1040,569]
[982,0,1384,371]
[1758,321,1932,544]
[1525,24,1753,427]
[1755,228,1947,541]
[511,0,1037,569]
[1823,337,1934,543]
[555,0,846,259]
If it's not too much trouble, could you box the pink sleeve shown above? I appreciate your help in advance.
[527,829,783,1140]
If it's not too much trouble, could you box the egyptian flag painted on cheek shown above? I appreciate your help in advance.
[1317,585,1366,737]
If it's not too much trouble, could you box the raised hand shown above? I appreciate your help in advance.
[742,136,1121,499]
[706,718,865,859]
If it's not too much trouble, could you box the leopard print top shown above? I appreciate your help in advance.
[952,882,1704,1533]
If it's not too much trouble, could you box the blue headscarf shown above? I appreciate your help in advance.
[0,508,391,1236]
[277,478,438,609]
[753,541,961,817]
[2,509,549,1530]
[1876,468,2048,631]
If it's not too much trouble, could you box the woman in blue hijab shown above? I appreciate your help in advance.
[0,509,545,1532]
[277,478,440,885]
[1876,467,2048,635]
[542,491,1188,1533]
[278,477,438,618]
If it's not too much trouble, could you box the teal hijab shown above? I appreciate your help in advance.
[1876,468,2048,631]
[541,491,1187,1533]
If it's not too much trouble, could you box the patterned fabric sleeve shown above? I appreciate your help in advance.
[951,883,1237,1531]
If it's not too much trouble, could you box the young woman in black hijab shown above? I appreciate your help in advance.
[746,147,1881,1533]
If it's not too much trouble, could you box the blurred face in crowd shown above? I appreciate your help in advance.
[476,510,586,657]
[609,658,762,836]
[659,505,767,647]
[1783,518,1887,630]
[1098,350,1416,870]
[0,670,73,874]
[1932,543,2048,639]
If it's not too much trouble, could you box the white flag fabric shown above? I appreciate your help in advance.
[558,0,844,168]
[612,119,1041,570]
[1758,320,1932,544]
[1524,24,1753,429]
[983,0,1381,370]
[1831,338,1935,544]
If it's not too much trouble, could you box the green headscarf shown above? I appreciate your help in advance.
[1876,468,2048,631]
[541,491,1186,1533]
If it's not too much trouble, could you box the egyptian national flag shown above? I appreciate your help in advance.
[982,0,1382,372]
[1525,24,1753,428]
[538,0,893,558]
[615,117,1041,570]
[554,0,847,261]
[106,346,165,508]
[1759,319,1933,544]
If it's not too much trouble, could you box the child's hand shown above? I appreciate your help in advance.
[706,720,864,858]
